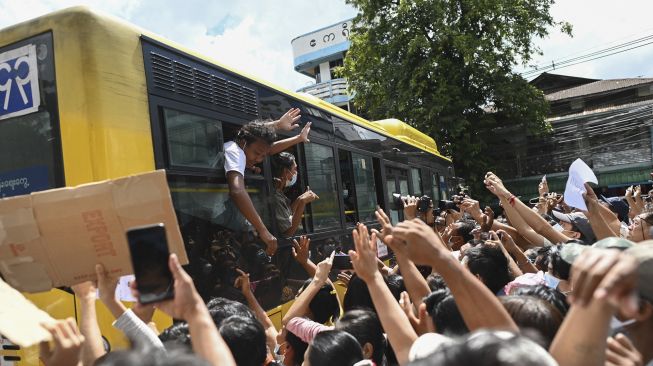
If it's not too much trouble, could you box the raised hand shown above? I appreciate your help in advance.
[349,223,380,283]
[314,251,335,284]
[292,235,311,265]
[387,219,445,266]
[399,291,432,335]
[371,207,393,240]
[606,333,643,366]
[460,198,482,218]
[299,186,319,203]
[276,108,302,131]
[71,281,97,301]
[39,318,85,366]
[481,206,494,232]
[95,264,119,304]
[569,249,639,317]
[337,271,353,287]
[260,229,278,256]
[299,121,312,143]
[402,196,418,220]
[234,269,253,297]
[151,254,205,321]
[539,179,549,198]
[484,172,511,199]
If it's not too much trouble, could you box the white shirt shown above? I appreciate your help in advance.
[223,141,246,176]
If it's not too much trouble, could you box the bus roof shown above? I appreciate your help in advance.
[0,6,450,162]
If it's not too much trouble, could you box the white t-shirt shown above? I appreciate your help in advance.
[223,141,246,176]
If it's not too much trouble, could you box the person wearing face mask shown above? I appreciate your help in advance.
[271,152,319,237]
[216,109,311,257]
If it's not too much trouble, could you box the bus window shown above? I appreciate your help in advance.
[163,108,224,169]
[0,32,62,198]
[305,143,341,231]
[431,173,441,201]
[338,149,357,225]
[440,175,448,200]
[409,168,422,196]
[352,153,377,223]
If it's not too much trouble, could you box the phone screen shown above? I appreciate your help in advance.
[127,223,174,304]
[333,254,353,270]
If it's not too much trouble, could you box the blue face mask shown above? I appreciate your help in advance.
[286,173,297,187]
[544,273,561,289]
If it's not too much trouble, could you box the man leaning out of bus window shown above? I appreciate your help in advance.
[219,108,311,256]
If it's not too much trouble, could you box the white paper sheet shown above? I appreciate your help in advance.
[563,159,598,211]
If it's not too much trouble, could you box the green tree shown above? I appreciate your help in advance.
[343,0,571,196]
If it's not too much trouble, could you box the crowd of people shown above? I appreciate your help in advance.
[13,112,653,366]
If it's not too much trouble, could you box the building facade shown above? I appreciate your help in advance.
[291,19,354,111]
[499,72,653,199]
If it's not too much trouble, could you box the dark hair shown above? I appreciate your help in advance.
[158,322,191,348]
[408,330,556,366]
[385,274,406,301]
[285,330,309,366]
[307,330,364,366]
[457,220,476,243]
[299,279,340,324]
[465,245,513,294]
[426,273,448,292]
[513,284,569,317]
[548,246,571,280]
[342,273,403,314]
[423,289,468,336]
[95,346,210,366]
[237,120,277,145]
[499,296,563,349]
[271,152,296,178]
[219,315,267,366]
[534,246,552,272]
[207,297,255,327]
[343,274,375,313]
[335,309,386,365]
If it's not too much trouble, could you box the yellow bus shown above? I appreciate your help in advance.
[0,7,455,364]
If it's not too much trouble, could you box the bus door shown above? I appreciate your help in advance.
[385,166,409,224]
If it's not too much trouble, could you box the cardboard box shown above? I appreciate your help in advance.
[0,170,188,293]
[0,277,55,347]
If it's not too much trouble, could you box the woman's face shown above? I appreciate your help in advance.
[285,161,298,181]
[628,215,651,242]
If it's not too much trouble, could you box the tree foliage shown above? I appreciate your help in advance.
[343,0,571,195]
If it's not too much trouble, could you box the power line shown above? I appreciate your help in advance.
[520,34,653,78]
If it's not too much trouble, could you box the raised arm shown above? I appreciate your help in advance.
[235,269,278,357]
[550,249,639,366]
[285,188,319,237]
[349,223,417,366]
[292,236,317,277]
[460,198,531,247]
[389,219,519,333]
[153,254,236,366]
[371,208,430,307]
[269,122,311,155]
[282,252,335,325]
[485,172,570,244]
[227,171,277,255]
[583,183,619,240]
[71,282,106,366]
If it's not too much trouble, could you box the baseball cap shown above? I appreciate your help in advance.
[625,241,653,302]
[600,195,630,224]
[560,237,636,264]
[551,211,597,244]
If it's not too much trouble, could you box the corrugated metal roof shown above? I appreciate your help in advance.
[546,78,653,101]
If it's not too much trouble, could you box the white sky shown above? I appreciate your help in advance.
[1,0,653,90]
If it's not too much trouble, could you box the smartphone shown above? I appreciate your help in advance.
[126,223,174,304]
[333,254,353,270]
